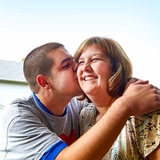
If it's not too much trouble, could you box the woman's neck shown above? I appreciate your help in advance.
[95,97,117,122]
[87,92,117,120]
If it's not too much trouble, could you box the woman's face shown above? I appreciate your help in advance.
[77,44,113,97]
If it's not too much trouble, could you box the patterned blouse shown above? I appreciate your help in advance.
[79,105,160,160]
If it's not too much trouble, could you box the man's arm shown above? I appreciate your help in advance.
[56,80,160,160]
[147,145,160,160]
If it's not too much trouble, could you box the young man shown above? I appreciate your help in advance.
[0,42,160,160]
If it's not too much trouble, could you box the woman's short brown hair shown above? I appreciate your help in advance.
[74,36,132,101]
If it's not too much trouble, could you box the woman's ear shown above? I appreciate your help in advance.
[36,75,50,89]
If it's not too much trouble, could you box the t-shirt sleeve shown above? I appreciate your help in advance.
[40,140,67,160]
[1,104,67,160]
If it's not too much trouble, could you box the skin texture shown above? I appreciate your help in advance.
[77,44,160,160]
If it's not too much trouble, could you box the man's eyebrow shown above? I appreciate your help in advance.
[61,57,72,65]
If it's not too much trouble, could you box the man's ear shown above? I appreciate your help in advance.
[36,75,50,89]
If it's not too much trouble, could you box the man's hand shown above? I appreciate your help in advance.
[121,79,160,116]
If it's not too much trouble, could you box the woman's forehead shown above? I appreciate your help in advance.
[80,45,104,57]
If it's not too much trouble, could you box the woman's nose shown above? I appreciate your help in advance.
[82,62,92,71]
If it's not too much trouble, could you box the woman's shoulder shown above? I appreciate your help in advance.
[79,104,97,135]
[130,110,160,158]
[80,103,97,117]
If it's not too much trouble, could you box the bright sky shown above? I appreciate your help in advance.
[0,0,159,86]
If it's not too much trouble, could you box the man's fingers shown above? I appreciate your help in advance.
[153,85,159,90]
[125,77,149,91]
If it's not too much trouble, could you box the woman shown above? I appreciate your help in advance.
[74,36,160,160]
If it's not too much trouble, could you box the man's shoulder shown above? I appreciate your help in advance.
[69,97,94,109]
[68,98,95,115]
[1,94,35,117]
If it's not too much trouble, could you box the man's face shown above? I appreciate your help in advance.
[48,47,83,98]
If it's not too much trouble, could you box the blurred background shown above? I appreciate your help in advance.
[0,0,159,86]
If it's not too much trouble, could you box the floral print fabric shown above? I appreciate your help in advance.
[79,105,160,160]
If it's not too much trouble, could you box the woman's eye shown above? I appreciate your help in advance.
[92,58,99,62]
[78,61,84,65]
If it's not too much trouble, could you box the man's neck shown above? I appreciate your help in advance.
[35,93,71,116]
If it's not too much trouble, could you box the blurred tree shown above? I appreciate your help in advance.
[21,58,25,62]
